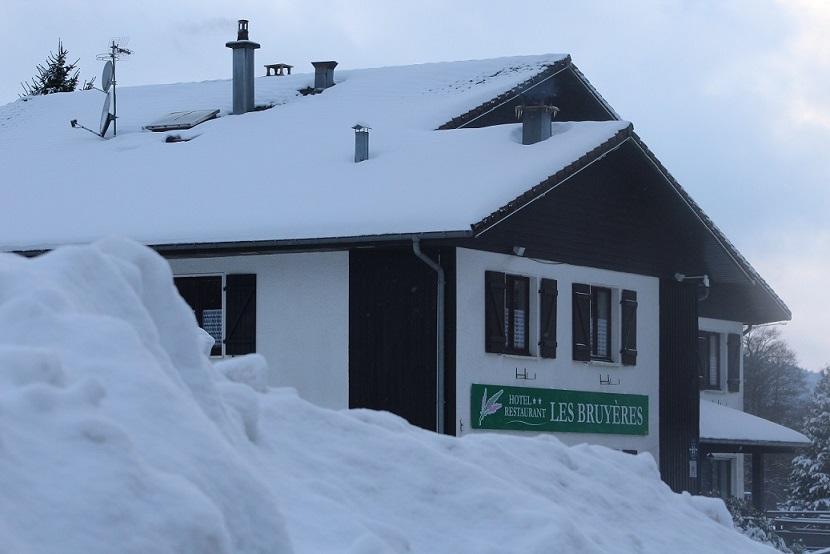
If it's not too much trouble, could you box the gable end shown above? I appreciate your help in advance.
[437,57,573,130]
[471,123,634,234]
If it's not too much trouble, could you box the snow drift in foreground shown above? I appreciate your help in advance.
[0,240,774,553]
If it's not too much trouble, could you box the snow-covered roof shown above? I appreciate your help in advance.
[0,54,630,251]
[699,400,810,449]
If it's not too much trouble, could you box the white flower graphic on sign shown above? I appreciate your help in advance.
[478,388,504,426]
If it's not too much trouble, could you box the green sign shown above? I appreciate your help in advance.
[471,384,649,435]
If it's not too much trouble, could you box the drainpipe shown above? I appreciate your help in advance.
[412,236,445,435]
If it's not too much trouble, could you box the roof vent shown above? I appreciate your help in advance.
[515,104,559,145]
[226,20,261,114]
[236,19,250,40]
[312,61,338,90]
[353,124,370,163]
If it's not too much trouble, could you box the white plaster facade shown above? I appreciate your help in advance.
[699,317,744,411]
[455,247,661,460]
[164,247,754,486]
[698,316,746,498]
[169,252,350,409]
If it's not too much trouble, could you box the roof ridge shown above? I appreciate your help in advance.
[436,56,572,130]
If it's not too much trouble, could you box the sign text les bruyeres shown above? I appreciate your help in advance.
[472,384,648,435]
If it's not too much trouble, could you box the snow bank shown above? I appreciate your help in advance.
[0,240,775,553]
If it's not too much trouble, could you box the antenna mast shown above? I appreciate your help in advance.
[70,39,133,139]
[96,40,132,136]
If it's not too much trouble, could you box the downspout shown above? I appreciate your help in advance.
[412,237,445,435]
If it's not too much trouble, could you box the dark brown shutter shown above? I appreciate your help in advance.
[572,283,591,361]
[697,334,707,387]
[620,289,638,365]
[484,271,506,353]
[539,278,558,358]
[727,333,740,392]
[225,274,256,355]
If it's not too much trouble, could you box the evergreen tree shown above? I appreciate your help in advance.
[20,40,80,97]
[743,327,809,508]
[788,367,830,510]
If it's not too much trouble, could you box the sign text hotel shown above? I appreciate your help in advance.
[472,384,648,435]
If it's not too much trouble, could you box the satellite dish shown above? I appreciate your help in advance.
[100,93,113,137]
[101,61,113,93]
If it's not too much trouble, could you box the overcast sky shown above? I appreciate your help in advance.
[2,0,828,371]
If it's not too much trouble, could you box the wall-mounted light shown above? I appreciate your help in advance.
[674,273,710,301]
[513,246,526,257]
[674,273,710,288]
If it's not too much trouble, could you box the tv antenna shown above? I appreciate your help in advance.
[71,39,133,138]
[95,39,132,136]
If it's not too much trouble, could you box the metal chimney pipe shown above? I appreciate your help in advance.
[226,20,261,114]
[353,124,370,163]
[515,104,559,145]
[311,61,338,90]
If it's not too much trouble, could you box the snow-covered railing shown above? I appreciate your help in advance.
[767,511,830,551]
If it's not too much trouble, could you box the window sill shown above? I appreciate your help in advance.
[589,360,622,368]
[500,352,537,360]
[701,387,726,394]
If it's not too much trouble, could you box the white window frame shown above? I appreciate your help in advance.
[500,273,539,358]
[586,283,623,365]
[700,330,724,391]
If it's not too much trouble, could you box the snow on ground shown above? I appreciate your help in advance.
[0,55,628,251]
[0,240,776,553]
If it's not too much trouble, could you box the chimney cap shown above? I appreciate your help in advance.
[237,19,249,40]
[312,61,339,69]
[352,123,371,132]
[226,18,260,49]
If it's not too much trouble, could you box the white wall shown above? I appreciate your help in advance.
[169,252,349,409]
[699,317,744,411]
[456,248,660,459]
[698,317,745,496]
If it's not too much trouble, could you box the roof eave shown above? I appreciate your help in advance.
[12,230,474,258]
[629,133,792,323]
[700,437,809,453]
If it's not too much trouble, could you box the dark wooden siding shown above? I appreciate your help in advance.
[465,140,781,324]
[659,280,700,494]
[470,142,706,278]
[349,247,455,433]
[441,247,457,435]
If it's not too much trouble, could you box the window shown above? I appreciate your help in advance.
[698,331,721,389]
[591,287,612,360]
[174,275,223,356]
[505,275,530,354]
[485,271,542,356]
[174,273,257,357]
[572,284,636,364]
[701,457,733,500]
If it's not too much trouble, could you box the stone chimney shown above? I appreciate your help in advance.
[515,104,560,145]
[312,61,338,90]
[225,20,261,114]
